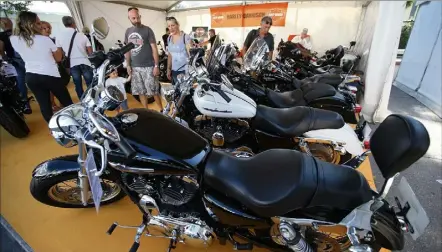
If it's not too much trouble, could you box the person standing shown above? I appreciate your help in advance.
[165,17,190,85]
[57,16,93,100]
[242,16,275,59]
[292,28,312,50]
[10,11,73,123]
[125,7,162,110]
[199,28,217,48]
[0,17,32,114]
[162,27,169,49]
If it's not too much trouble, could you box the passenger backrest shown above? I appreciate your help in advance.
[370,114,430,179]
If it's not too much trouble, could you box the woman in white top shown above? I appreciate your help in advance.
[10,11,73,123]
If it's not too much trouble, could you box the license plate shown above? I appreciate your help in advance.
[85,149,104,213]
[392,177,429,240]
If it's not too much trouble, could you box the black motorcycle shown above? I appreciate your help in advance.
[30,24,431,252]
[0,59,30,138]
[157,41,169,83]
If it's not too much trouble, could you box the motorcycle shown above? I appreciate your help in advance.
[219,39,363,127]
[0,58,30,138]
[157,41,169,83]
[31,18,431,252]
[162,38,364,164]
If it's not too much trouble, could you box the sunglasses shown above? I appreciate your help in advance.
[166,17,176,21]
[264,20,273,26]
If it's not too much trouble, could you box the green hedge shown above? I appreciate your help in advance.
[399,21,415,49]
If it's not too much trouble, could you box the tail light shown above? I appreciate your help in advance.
[354,104,362,113]
[363,140,370,150]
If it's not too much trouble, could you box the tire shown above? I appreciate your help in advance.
[30,171,125,208]
[0,107,30,138]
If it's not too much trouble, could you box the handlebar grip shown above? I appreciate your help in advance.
[114,136,137,159]
[120,43,135,55]
[216,88,231,103]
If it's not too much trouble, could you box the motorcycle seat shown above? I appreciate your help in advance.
[300,83,336,102]
[306,74,344,88]
[204,149,372,217]
[266,89,306,108]
[253,105,344,137]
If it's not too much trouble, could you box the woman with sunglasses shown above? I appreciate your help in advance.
[165,17,191,85]
[242,16,275,59]
[10,11,73,123]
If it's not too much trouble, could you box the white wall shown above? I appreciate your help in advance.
[395,1,442,117]
[80,1,166,51]
[172,1,362,55]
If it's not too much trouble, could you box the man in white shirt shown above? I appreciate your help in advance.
[56,16,93,99]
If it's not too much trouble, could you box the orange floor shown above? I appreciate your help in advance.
[0,85,377,252]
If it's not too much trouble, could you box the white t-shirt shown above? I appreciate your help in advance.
[56,28,91,68]
[105,77,128,99]
[10,35,60,78]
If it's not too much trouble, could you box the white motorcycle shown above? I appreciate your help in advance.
[163,38,364,165]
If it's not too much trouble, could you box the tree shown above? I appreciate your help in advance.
[0,1,31,17]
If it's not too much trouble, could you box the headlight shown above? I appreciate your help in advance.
[48,104,85,147]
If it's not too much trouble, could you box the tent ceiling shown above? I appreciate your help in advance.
[64,1,372,13]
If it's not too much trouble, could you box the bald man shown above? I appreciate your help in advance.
[0,18,31,114]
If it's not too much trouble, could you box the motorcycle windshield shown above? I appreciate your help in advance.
[206,33,222,74]
[243,38,269,71]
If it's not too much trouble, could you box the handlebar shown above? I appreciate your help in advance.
[119,43,135,55]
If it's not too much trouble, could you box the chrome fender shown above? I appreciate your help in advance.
[32,155,79,178]
[303,124,364,156]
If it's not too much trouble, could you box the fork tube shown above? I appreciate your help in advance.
[77,141,90,206]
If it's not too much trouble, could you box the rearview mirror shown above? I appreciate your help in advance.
[91,17,109,40]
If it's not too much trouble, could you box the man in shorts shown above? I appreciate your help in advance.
[125,7,163,110]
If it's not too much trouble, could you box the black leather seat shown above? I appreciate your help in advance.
[266,84,336,108]
[307,74,344,88]
[253,105,344,137]
[300,83,336,102]
[266,89,306,108]
[204,149,373,217]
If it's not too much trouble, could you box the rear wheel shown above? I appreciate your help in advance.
[30,171,125,208]
[0,106,30,138]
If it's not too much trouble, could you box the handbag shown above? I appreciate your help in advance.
[61,31,77,70]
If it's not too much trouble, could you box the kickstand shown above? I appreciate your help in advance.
[166,238,177,252]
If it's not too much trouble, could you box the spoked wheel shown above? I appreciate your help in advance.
[308,143,352,165]
[30,171,125,208]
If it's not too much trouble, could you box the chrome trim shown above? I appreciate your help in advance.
[108,162,154,174]
[339,200,374,232]
[377,173,398,200]
[139,195,158,216]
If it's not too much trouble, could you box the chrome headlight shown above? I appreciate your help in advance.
[48,104,85,147]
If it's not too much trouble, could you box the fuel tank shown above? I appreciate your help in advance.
[109,109,211,174]
[193,84,257,118]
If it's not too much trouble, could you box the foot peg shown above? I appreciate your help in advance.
[105,222,146,252]
[107,222,118,235]
[228,233,253,250]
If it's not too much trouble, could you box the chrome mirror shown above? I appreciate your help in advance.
[91,17,109,40]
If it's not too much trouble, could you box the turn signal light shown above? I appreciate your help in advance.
[355,104,362,113]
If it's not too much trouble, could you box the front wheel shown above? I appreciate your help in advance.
[30,171,125,208]
[0,106,30,138]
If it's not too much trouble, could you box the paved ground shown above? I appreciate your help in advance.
[371,86,442,252]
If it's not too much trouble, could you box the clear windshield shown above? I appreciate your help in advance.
[243,38,269,71]
[206,33,222,74]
